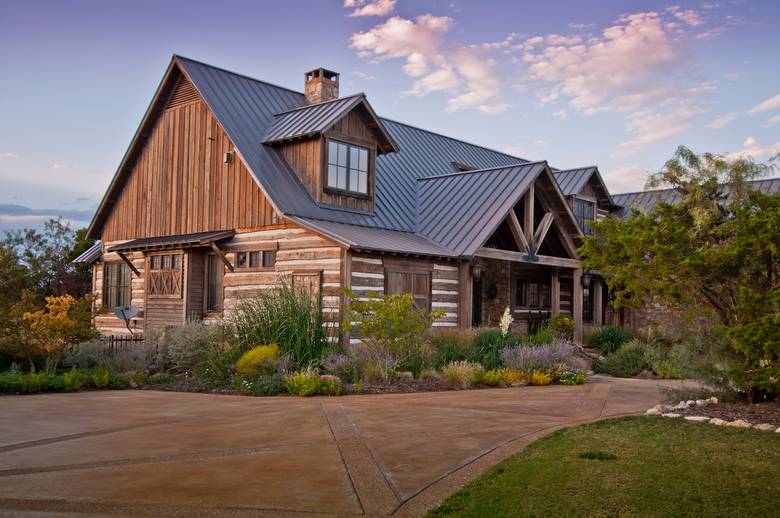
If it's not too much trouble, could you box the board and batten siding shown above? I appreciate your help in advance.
[101,80,280,242]
[349,253,460,340]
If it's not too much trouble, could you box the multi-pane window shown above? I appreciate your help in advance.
[148,253,183,297]
[235,250,275,269]
[583,284,594,322]
[103,262,131,309]
[514,278,551,308]
[386,270,431,311]
[573,198,595,235]
[515,279,526,306]
[206,255,223,312]
[327,140,369,195]
[527,282,540,307]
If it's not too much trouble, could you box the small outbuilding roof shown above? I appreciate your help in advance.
[71,241,102,264]
[107,230,235,253]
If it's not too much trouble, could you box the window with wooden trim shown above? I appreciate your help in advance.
[515,279,526,306]
[513,278,551,309]
[292,272,322,301]
[147,253,183,297]
[103,262,131,309]
[385,270,431,311]
[205,254,223,312]
[583,283,594,322]
[573,198,595,235]
[235,250,275,270]
[327,140,369,195]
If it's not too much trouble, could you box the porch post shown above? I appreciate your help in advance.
[551,269,560,317]
[573,268,583,343]
[593,277,603,327]
[458,260,472,329]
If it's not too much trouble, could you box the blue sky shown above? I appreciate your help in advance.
[1,0,779,224]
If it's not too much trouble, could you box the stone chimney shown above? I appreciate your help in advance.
[304,67,339,104]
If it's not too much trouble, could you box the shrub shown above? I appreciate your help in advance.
[593,340,657,377]
[500,341,574,374]
[1,371,50,393]
[558,371,587,385]
[90,368,110,388]
[318,375,343,396]
[344,290,442,381]
[473,329,514,370]
[321,352,362,384]
[108,372,130,389]
[230,282,327,369]
[430,328,476,369]
[548,315,575,340]
[481,369,504,386]
[63,367,85,392]
[420,368,440,381]
[443,361,482,389]
[164,321,215,374]
[233,373,287,396]
[585,326,632,354]
[528,371,552,386]
[500,368,525,386]
[195,344,244,388]
[235,344,280,376]
[146,372,177,385]
[522,325,558,346]
[286,367,323,397]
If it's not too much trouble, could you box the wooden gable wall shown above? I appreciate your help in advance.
[278,107,380,213]
[100,76,281,242]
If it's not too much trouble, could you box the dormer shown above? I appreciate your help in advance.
[265,69,398,212]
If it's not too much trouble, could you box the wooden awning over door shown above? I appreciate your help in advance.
[107,230,235,253]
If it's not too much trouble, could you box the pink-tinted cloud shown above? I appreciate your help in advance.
[344,0,396,17]
[748,92,780,114]
[725,137,780,160]
[705,113,737,129]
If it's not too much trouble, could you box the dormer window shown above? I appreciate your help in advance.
[327,140,369,195]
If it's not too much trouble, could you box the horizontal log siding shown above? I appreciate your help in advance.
[218,227,344,334]
[101,98,280,242]
[349,253,460,331]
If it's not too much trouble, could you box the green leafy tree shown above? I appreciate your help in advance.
[343,290,444,381]
[581,146,779,399]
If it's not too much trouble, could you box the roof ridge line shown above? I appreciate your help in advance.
[379,116,534,163]
[554,165,599,173]
[290,214,417,234]
[272,93,365,116]
[417,161,547,181]
[173,54,305,97]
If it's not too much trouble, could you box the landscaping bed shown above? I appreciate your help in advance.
[675,400,780,427]
[429,416,780,517]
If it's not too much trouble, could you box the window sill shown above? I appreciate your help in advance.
[323,187,372,200]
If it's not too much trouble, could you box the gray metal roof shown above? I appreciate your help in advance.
[94,56,585,258]
[289,217,457,257]
[553,166,615,207]
[613,177,780,214]
[71,241,102,264]
[417,162,547,256]
[263,94,398,153]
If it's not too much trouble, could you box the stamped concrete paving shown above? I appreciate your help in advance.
[0,376,676,517]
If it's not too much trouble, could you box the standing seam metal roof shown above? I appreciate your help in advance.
[264,94,366,143]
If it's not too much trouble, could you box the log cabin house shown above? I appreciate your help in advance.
[79,55,621,342]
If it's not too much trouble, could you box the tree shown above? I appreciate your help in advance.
[581,146,779,398]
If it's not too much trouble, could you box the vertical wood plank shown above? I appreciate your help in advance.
[573,268,583,343]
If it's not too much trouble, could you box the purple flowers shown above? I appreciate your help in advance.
[500,340,574,373]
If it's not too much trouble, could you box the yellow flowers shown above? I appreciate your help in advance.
[235,344,280,375]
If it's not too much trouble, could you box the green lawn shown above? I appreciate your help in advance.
[430,417,780,517]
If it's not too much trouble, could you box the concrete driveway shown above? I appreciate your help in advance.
[0,376,672,517]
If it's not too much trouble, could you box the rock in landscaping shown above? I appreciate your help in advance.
[662,413,682,418]
[776,427,780,433]
[709,418,727,426]
[707,396,718,404]
[686,400,696,407]
[397,371,414,382]
[668,401,690,411]
[646,404,664,415]
[684,416,710,423]
[754,423,775,432]
[725,419,751,428]
[695,399,708,406]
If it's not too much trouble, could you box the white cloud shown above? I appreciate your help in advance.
[667,6,704,26]
[0,152,19,159]
[748,92,780,114]
[344,0,396,17]
[552,109,568,119]
[705,113,737,129]
[612,103,703,158]
[764,114,780,126]
[521,12,680,114]
[351,70,376,81]
[351,14,506,113]
[603,166,650,193]
[51,163,65,169]
[725,137,780,160]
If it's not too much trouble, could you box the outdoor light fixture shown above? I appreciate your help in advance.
[223,151,233,164]
[470,260,484,281]
[581,272,593,287]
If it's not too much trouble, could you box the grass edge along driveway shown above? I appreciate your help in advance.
[429,416,780,517]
